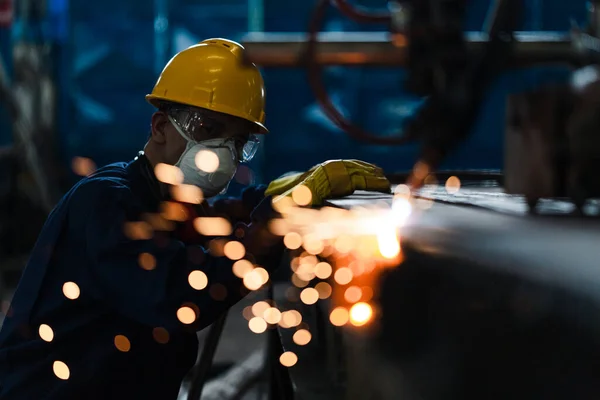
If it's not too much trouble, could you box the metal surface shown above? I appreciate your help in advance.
[326,188,600,308]
[187,312,229,400]
[242,31,573,67]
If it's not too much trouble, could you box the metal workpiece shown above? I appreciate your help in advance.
[241,31,574,67]
[327,188,600,307]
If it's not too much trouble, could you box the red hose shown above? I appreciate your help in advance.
[330,0,391,24]
[306,0,417,145]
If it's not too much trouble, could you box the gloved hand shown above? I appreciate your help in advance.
[211,185,267,224]
[265,159,391,207]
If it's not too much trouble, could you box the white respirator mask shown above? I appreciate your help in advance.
[170,116,239,198]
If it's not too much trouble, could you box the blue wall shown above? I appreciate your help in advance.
[56,0,587,185]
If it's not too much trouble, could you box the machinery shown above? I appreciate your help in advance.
[228,1,600,399]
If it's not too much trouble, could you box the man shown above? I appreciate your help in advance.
[0,38,283,399]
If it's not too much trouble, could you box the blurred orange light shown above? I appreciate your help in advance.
[334,235,354,254]
[188,270,208,290]
[138,253,157,271]
[283,232,302,250]
[329,307,349,326]
[334,268,353,285]
[344,286,363,304]
[224,241,246,260]
[53,361,70,380]
[445,176,461,194]
[291,274,309,288]
[293,329,312,346]
[195,150,220,173]
[315,282,332,299]
[280,310,302,328]
[39,324,54,342]
[160,202,189,222]
[300,288,319,305]
[244,270,266,291]
[292,185,312,206]
[314,262,332,279]
[123,221,153,240]
[252,301,270,318]
[62,282,80,300]
[71,157,97,177]
[349,302,373,327]
[232,260,254,278]
[249,317,267,334]
[114,335,131,352]
[177,306,196,325]
[154,163,184,185]
[279,351,298,367]
[171,184,203,204]
[194,217,233,236]
[263,307,282,324]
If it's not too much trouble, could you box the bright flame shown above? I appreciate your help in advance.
[349,302,373,326]
[224,241,246,260]
[377,228,400,259]
[62,282,80,300]
[154,163,184,185]
[194,217,233,236]
[195,149,219,173]
[188,270,208,290]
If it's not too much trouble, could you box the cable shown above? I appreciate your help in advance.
[330,0,390,24]
[305,0,418,145]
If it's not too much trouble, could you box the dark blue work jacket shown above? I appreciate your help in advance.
[0,154,248,399]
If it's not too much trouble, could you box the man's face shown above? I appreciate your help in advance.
[149,105,256,166]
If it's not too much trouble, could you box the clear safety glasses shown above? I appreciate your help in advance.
[167,107,261,163]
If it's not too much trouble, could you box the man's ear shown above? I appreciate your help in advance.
[150,111,169,144]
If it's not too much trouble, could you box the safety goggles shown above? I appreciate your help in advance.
[167,107,260,162]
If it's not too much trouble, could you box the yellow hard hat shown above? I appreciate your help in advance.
[146,38,267,133]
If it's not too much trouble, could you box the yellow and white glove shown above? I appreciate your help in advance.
[265,159,391,207]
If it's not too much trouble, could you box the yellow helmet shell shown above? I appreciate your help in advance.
[146,38,267,133]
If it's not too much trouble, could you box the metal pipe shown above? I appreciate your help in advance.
[242,31,574,67]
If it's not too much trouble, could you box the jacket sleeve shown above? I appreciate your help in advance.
[76,180,249,332]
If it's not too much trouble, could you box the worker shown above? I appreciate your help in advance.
[0,38,284,399]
